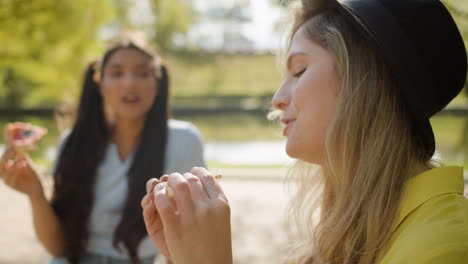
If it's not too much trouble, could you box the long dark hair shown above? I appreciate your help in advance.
[51,39,169,264]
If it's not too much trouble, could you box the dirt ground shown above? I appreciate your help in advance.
[1,168,467,264]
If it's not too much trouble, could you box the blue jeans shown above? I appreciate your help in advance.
[49,253,156,264]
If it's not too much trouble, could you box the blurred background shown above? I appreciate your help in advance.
[0,0,467,263]
[0,0,467,170]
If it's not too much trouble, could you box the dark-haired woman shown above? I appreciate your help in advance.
[1,37,205,264]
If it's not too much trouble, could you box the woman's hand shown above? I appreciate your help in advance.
[142,167,232,264]
[1,146,15,177]
[1,148,44,197]
[142,178,171,258]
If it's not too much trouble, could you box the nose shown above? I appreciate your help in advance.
[272,81,290,111]
[122,74,136,90]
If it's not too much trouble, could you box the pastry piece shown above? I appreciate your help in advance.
[4,122,48,154]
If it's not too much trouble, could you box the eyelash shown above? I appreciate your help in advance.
[293,68,306,78]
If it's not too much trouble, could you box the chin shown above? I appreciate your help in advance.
[286,143,323,165]
[116,112,147,121]
[285,143,300,159]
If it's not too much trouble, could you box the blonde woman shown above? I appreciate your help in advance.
[141,0,468,263]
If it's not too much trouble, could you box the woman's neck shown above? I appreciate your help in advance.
[410,161,433,178]
[111,118,145,161]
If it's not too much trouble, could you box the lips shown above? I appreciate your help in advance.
[281,118,296,136]
[121,94,140,104]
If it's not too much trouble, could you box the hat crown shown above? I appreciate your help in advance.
[342,0,467,118]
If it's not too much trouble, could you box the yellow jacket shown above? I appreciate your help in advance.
[378,166,468,263]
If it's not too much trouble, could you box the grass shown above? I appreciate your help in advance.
[175,113,283,141]
[165,53,283,97]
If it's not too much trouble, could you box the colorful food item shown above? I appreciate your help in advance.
[4,122,47,154]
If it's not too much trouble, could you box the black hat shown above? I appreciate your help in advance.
[330,0,467,158]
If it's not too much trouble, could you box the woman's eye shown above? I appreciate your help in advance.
[137,71,150,78]
[293,68,306,78]
[109,72,123,78]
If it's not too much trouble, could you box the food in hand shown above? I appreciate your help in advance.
[4,122,48,154]
[158,174,223,199]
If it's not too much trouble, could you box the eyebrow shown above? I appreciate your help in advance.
[286,52,310,71]
[106,63,152,69]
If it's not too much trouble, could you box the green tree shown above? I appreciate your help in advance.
[148,0,196,50]
[0,0,114,107]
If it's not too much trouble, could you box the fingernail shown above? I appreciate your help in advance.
[147,178,158,193]
[154,182,174,199]
[155,182,167,192]
[160,175,169,182]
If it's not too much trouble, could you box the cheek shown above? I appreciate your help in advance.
[99,84,120,104]
[289,75,338,162]
[143,81,158,106]
[289,104,328,159]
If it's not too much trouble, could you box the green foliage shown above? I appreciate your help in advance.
[149,0,196,50]
[0,0,114,107]
[166,53,283,96]
[0,0,466,108]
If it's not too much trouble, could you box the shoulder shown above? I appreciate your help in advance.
[168,119,203,142]
[406,193,468,242]
[166,119,204,152]
[379,194,468,263]
[164,120,206,171]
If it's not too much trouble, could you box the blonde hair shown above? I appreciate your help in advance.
[284,1,432,263]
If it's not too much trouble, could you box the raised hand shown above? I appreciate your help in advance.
[1,151,44,197]
[142,167,232,264]
[4,122,47,154]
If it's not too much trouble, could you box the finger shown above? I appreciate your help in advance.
[14,159,30,177]
[160,174,169,182]
[3,159,17,181]
[146,178,159,193]
[182,172,209,201]
[143,198,159,232]
[166,173,195,215]
[190,167,223,179]
[190,167,227,200]
[3,159,14,172]
[1,147,16,161]
[153,182,179,226]
[141,192,153,208]
[4,167,19,188]
[15,159,28,169]
[19,153,31,163]
[154,182,178,212]
[3,168,14,185]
